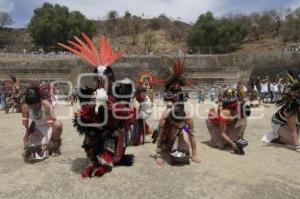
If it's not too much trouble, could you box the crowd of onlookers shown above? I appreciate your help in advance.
[284,45,300,52]
[0,76,287,114]
[0,82,23,113]
[194,75,286,104]
[248,76,285,103]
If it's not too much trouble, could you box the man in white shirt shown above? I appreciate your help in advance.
[270,81,279,102]
[260,79,269,102]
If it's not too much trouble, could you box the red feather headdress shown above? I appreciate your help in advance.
[58,33,124,68]
[165,55,187,87]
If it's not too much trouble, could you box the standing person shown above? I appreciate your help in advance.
[142,78,154,103]
[72,88,78,104]
[209,88,215,102]
[248,77,259,107]
[277,78,285,99]
[130,86,153,145]
[0,82,4,110]
[260,79,269,103]
[262,71,300,153]
[237,80,248,101]
[22,86,63,161]
[136,72,160,104]
[59,33,136,178]
[255,76,261,95]
[270,80,279,103]
[198,90,205,103]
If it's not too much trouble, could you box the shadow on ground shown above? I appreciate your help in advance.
[71,158,87,173]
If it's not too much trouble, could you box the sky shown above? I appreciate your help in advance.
[1,0,300,28]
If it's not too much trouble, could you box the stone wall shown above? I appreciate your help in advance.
[1,52,300,86]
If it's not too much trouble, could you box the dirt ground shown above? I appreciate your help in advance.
[0,99,299,199]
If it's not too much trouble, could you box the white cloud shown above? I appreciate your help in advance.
[0,0,15,12]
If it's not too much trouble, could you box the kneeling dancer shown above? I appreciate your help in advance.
[262,70,300,153]
[206,88,250,155]
[22,86,63,161]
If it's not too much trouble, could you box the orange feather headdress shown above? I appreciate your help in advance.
[136,71,164,87]
[58,33,124,71]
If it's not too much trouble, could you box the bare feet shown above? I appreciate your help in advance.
[155,157,165,166]
[191,156,201,163]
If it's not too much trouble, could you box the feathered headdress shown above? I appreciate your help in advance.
[136,71,164,88]
[5,75,20,91]
[9,75,17,83]
[163,55,189,102]
[275,70,300,112]
[165,55,187,90]
[58,33,124,76]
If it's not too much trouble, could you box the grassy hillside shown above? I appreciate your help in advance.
[0,15,298,54]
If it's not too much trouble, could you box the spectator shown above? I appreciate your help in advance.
[260,79,269,103]
[277,78,285,97]
[270,80,279,103]
[255,76,261,94]
[0,82,4,110]
[72,88,78,103]
[198,90,205,103]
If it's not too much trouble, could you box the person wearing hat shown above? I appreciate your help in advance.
[21,86,63,160]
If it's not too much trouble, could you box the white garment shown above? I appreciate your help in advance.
[260,82,269,93]
[29,106,48,133]
[254,85,258,92]
[94,88,108,113]
[27,106,52,160]
[261,123,280,143]
[133,96,153,120]
[270,83,279,93]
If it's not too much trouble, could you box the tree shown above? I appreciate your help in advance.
[124,11,131,19]
[186,12,247,53]
[0,11,13,28]
[28,3,96,50]
[67,11,95,38]
[107,10,118,22]
[187,12,220,52]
